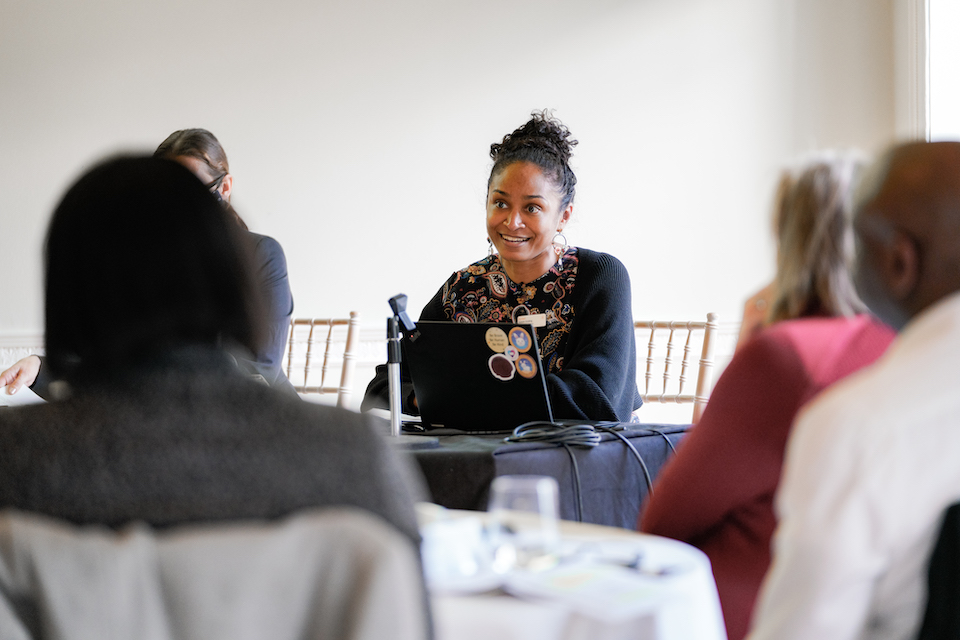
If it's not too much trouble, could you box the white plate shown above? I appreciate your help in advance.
[502,561,667,622]
[428,566,503,595]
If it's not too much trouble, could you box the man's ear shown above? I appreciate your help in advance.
[885,230,920,302]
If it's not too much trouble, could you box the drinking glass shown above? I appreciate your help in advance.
[487,475,561,573]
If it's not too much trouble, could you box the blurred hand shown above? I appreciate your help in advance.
[736,283,775,352]
[0,355,41,394]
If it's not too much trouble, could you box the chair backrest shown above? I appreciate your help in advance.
[0,507,428,640]
[634,312,718,423]
[284,312,360,407]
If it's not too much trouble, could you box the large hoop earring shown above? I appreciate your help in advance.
[553,231,568,255]
[487,237,495,257]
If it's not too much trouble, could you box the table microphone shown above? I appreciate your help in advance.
[383,295,437,450]
[388,293,417,335]
[387,294,414,437]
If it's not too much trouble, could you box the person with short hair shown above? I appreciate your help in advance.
[362,110,642,422]
[747,141,960,640]
[641,153,895,640]
[0,156,424,548]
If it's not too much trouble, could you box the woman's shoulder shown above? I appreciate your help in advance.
[441,254,502,285]
[763,314,893,345]
[457,253,499,273]
[245,231,285,254]
[242,232,289,273]
[571,247,629,277]
[422,255,502,320]
[568,248,631,297]
[750,314,895,377]
[447,249,628,278]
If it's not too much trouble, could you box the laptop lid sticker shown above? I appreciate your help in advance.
[516,354,538,379]
[508,327,532,352]
[485,327,509,352]
[489,353,516,381]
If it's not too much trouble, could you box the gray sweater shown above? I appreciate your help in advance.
[0,346,424,546]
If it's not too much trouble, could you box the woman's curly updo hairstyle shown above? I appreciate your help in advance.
[488,110,578,210]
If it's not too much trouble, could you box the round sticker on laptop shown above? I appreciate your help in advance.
[485,327,509,353]
[508,327,532,352]
[489,353,516,381]
[515,354,538,379]
[503,345,519,361]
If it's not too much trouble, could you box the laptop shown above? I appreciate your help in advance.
[403,321,555,433]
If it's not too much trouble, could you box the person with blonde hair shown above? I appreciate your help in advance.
[641,152,895,640]
[749,141,960,640]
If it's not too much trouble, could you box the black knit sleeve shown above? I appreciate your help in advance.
[546,250,642,422]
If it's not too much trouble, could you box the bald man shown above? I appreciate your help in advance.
[747,141,960,640]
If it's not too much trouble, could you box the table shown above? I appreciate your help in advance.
[401,424,688,529]
[422,509,727,640]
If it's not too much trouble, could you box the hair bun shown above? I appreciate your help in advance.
[490,109,577,163]
[487,110,579,210]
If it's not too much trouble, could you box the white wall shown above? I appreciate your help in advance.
[0,0,896,374]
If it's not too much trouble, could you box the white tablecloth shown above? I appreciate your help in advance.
[422,509,727,640]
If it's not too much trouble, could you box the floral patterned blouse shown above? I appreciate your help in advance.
[437,248,579,374]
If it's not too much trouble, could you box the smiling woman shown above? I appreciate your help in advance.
[362,111,642,423]
[486,162,571,284]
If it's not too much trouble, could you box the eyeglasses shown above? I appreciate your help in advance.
[204,173,227,193]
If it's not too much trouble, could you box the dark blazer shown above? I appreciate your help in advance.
[238,232,297,395]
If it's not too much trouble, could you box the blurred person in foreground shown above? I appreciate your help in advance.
[361,110,641,422]
[0,155,424,552]
[641,153,896,640]
[1,128,297,396]
[747,141,960,640]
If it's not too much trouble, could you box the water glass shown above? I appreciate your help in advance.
[488,475,561,573]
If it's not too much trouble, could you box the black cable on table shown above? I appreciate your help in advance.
[638,426,679,455]
[503,421,682,521]
[504,421,602,448]
[560,443,584,522]
[595,425,654,497]
[504,421,599,522]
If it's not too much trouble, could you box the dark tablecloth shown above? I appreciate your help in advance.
[400,424,688,530]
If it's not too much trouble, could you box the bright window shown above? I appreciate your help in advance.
[929,0,960,139]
